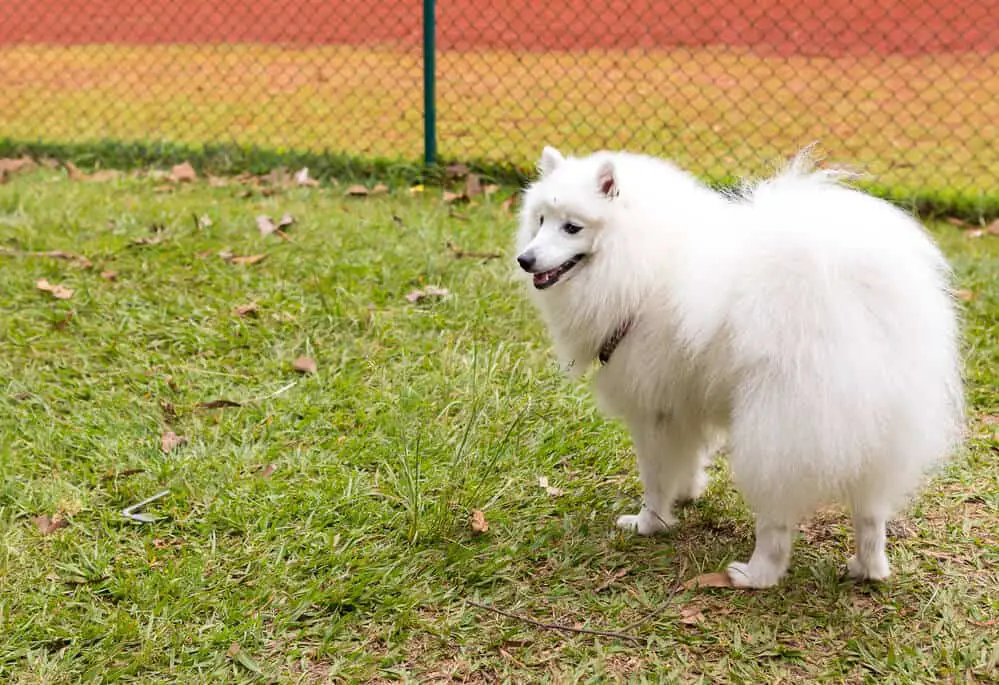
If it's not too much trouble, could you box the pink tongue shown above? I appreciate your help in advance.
[533,270,553,285]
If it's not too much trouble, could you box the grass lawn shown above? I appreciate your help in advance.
[2,44,998,198]
[1,164,998,683]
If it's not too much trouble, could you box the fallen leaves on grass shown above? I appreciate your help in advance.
[464,173,483,199]
[538,475,563,497]
[446,240,501,260]
[955,289,975,301]
[169,162,197,183]
[346,185,369,197]
[988,220,999,236]
[234,302,259,317]
[100,270,118,281]
[294,167,319,187]
[0,156,36,178]
[293,356,317,374]
[594,567,630,592]
[196,399,242,409]
[33,514,68,535]
[470,510,489,534]
[35,278,73,299]
[405,286,450,303]
[161,430,187,453]
[678,605,706,625]
[130,224,166,247]
[0,247,93,268]
[226,643,265,676]
[257,213,295,237]
[981,415,999,425]
[501,192,519,213]
[258,463,277,479]
[442,190,469,204]
[683,571,733,590]
[230,254,267,265]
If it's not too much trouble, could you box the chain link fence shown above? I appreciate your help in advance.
[1,1,996,198]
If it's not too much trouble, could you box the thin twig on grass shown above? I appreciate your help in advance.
[446,240,502,260]
[0,246,93,268]
[466,600,644,644]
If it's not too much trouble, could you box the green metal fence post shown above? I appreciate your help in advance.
[422,0,437,168]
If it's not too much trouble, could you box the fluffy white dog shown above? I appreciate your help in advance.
[515,146,963,588]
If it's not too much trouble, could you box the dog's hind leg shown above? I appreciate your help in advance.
[726,515,796,588]
[846,489,892,581]
[616,416,703,535]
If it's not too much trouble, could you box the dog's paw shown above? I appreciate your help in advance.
[846,554,891,582]
[726,561,782,589]
[616,508,673,536]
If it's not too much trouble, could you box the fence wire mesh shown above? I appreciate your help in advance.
[1,1,996,195]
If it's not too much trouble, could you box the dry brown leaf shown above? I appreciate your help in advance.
[226,642,241,657]
[161,430,187,453]
[294,167,319,187]
[538,475,563,497]
[293,356,318,374]
[964,228,985,239]
[208,175,229,188]
[678,605,706,625]
[235,302,259,317]
[442,191,468,204]
[445,163,470,179]
[501,192,519,213]
[196,399,242,409]
[259,463,277,478]
[981,415,999,425]
[100,270,118,281]
[955,289,975,301]
[987,220,999,236]
[464,173,483,198]
[371,183,389,195]
[470,509,489,534]
[483,183,500,195]
[33,514,68,535]
[346,185,369,197]
[0,156,36,175]
[230,254,267,265]
[405,286,450,303]
[130,235,163,247]
[64,161,85,181]
[88,169,121,183]
[35,278,73,300]
[945,217,968,228]
[169,162,197,183]
[255,213,295,236]
[683,571,733,590]
[594,567,630,592]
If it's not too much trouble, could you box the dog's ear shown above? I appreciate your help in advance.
[596,159,617,198]
[539,146,564,176]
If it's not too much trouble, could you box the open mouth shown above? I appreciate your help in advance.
[532,254,585,290]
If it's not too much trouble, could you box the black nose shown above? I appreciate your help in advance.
[517,253,535,272]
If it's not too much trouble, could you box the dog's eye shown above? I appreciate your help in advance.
[562,222,583,235]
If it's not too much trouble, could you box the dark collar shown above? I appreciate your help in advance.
[598,319,633,365]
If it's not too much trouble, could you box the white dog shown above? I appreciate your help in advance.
[515,146,963,588]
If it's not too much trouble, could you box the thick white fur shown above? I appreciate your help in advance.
[516,147,964,588]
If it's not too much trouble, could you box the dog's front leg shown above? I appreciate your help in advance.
[616,416,701,535]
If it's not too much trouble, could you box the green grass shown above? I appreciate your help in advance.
[1,166,998,683]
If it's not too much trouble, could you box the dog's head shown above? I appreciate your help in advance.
[516,146,620,291]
